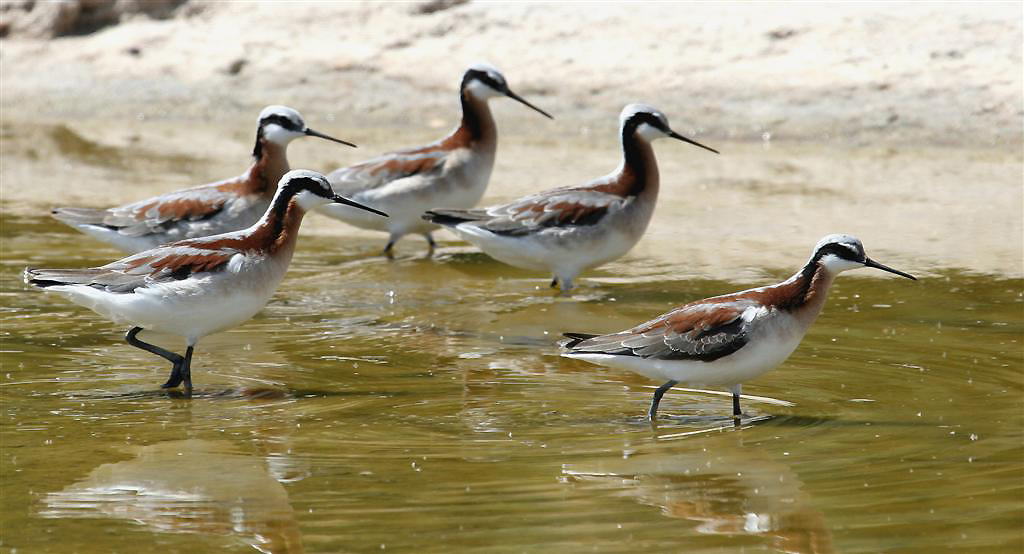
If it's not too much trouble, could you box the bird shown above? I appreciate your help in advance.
[423,103,718,292]
[25,170,387,392]
[559,234,916,420]
[51,105,356,253]
[319,62,553,257]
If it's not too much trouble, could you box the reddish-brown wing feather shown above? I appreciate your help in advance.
[566,299,756,362]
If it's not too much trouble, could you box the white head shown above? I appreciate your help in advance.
[258,105,308,144]
[256,105,356,149]
[462,63,508,100]
[619,103,718,153]
[810,234,916,279]
[460,63,553,118]
[276,170,388,216]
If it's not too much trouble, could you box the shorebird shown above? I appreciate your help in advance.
[559,234,916,420]
[51,105,355,253]
[319,63,552,257]
[423,104,717,292]
[25,170,387,392]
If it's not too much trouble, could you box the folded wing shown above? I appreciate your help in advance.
[425,186,628,236]
[52,184,237,237]
[25,239,239,294]
[562,300,757,362]
[328,146,449,197]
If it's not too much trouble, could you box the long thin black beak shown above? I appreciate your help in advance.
[505,89,554,119]
[305,128,357,148]
[668,130,719,155]
[864,257,917,280]
[331,194,388,217]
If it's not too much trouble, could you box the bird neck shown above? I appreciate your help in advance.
[457,89,498,148]
[249,135,291,197]
[613,130,659,198]
[249,191,307,257]
[774,260,837,322]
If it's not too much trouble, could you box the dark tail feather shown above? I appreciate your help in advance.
[422,208,488,227]
[24,268,104,289]
[25,268,62,288]
[560,332,599,349]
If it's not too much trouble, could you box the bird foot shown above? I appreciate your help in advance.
[161,365,183,389]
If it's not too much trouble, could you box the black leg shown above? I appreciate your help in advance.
[649,380,679,420]
[125,327,187,390]
[126,327,182,365]
[423,233,436,257]
[550,277,559,288]
[383,240,396,260]
[733,391,742,418]
[180,345,194,392]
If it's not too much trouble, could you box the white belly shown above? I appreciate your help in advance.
[320,151,493,239]
[47,255,287,343]
[564,321,806,388]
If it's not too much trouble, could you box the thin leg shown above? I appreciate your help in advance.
[162,363,183,389]
[180,345,194,392]
[125,327,187,388]
[730,384,743,419]
[126,327,182,365]
[423,233,436,258]
[382,240,396,259]
[649,380,679,420]
[549,277,559,288]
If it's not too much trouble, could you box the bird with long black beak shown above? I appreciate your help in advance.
[52,106,357,253]
[27,170,387,393]
[424,103,718,291]
[320,62,553,257]
[560,234,916,420]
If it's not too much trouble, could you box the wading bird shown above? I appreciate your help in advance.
[424,104,717,291]
[27,170,386,392]
[560,234,916,419]
[321,63,552,257]
[52,106,355,253]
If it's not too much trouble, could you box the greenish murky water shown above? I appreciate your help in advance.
[1,120,1022,553]
[1,212,1021,553]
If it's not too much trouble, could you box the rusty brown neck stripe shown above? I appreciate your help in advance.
[618,119,662,198]
[206,179,321,255]
[458,90,496,143]
[246,138,290,197]
[222,195,305,256]
[774,260,832,312]
[589,131,658,198]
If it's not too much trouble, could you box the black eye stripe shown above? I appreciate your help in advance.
[260,114,302,131]
[628,112,668,131]
[621,111,669,139]
[283,176,332,197]
[462,69,504,91]
[815,243,861,262]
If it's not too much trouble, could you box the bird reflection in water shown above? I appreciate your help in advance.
[39,439,304,553]
[562,431,834,554]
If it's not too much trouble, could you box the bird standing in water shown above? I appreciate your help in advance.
[26,170,387,392]
[52,106,355,253]
[560,234,916,420]
[320,63,552,257]
[424,104,718,292]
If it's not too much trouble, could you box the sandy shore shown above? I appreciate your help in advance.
[2,2,1021,145]
[1,2,1022,277]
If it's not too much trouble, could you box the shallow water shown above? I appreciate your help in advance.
[1,120,1023,553]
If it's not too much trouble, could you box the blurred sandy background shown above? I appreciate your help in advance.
[2,1,1022,277]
